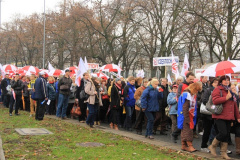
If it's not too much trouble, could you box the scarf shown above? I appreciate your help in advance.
[220,84,237,102]
[115,82,122,90]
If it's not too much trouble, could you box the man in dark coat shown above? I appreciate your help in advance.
[1,74,11,108]
[10,74,24,116]
[153,78,169,135]
[34,71,48,120]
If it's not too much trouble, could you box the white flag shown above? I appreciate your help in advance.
[167,74,172,84]
[137,70,144,78]
[48,62,55,72]
[0,63,4,78]
[180,53,190,77]
[75,58,88,87]
[171,51,179,79]
[84,56,89,70]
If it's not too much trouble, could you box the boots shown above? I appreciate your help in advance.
[220,142,231,159]
[109,123,113,129]
[114,124,118,130]
[236,137,240,155]
[186,141,197,152]
[208,138,220,157]
[181,141,188,151]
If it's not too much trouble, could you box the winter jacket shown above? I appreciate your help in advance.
[108,86,112,102]
[55,81,59,94]
[110,83,123,109]
[134,86,146,111]
[46,83,56,100]
[84,80,102,106]
[23,81,30,97]
[34,76,48,100]
[76,78,87,100]
[197,82,208,107]
[68,84,77,104]
[11,80,24,96]
[212,85,240,121]
[167,92,178,115]
[158,84,169,111]
[141,86,163,112]
[58,76,72,95]
[28,79,35,95]
[123,82,136,107]
[1,78,10,95]
[201,85,214,120]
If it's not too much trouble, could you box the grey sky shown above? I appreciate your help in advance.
[1,0,63,23]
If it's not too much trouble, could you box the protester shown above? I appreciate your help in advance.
[135,77,143,89]
[209,75,240,159]
[76,72,89,122]
[1,74,11,108]
[10,74,24,116]
[34,71,48,120]
[66,76,77,118]
[177,72,195,98]
[56,69,72,119]
[167,84,178,143]
[153,78,169,135]
[28,74,36,117]
[110,78,123,130]
[46,76,56,115]
[100,79,109,123]
[179,82,202,152]
[200,78,218,153]
[23,76,30,112]
[85,77,103,128]
[134,79,148,135]
[141,79,163,139]
[123,76,136,131]
[175,76,184,86]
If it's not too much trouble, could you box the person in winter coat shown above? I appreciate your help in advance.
[153,78,169,135]
[1,74,11,108]
[28,74,36,117]
[67,76,77,118]
[85,77,103,128]
[134,79,148,135]
[46,76,56,115]
[57,69,72,119]
[100,79,109,122]
[10,74,24,116]
[23,76,30,112]
[110,78,123,130]
[179,82,202,153]
[167,84,178,143]
[123,76,136,131]
[200,78,218,153]
[34,71,48,120]
[177,72,195,98]
[141,79,163,139]
[208,75,240,159]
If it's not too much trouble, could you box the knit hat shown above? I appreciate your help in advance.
[115,77,121,82]
[39,71,46,76]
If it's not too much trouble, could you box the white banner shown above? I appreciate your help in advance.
[195,69,205,75]
[88,63,99,69]
[153,57,179,66]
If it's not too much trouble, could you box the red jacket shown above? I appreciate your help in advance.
[211,85,240,120]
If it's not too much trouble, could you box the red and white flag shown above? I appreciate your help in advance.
[171,51,179,79]
[75,58,87,87]
[180,53,189,77]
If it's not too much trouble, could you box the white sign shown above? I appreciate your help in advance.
[195,69,205,75]
[88,63,99,69]
[153,57,179,66]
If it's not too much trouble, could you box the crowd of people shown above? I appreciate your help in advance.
[1,69,240,159]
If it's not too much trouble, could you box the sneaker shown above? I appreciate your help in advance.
[9,113,12,116]
[201,148,210,153]
[227,150,232,154]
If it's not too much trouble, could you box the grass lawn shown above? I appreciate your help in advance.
[0,107,203,160]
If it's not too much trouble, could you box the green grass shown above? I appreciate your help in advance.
[0,107,202,160]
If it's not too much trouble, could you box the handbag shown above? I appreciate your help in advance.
[102,94,109,100]
[80,90,90,101]
[135,99,142,108]
[200,103,212,115]
[206,88,223,115]
[71,106,81,116]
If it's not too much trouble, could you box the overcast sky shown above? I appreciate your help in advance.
[1,0,63,23]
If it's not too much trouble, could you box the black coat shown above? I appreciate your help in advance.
[201,85,214,120]
[110,84,123,109]
[1,78,10,95]
[11,80,24,96]
[158,84,169,111]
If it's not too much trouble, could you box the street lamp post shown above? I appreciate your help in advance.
[43,0,46,69]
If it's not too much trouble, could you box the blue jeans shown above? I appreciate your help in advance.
[124,106,134,128]
[86,103,98,125]
[56,94,69,118]
[145,111,155,136]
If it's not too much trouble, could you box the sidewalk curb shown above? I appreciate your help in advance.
[46,115,221,160]
[0,135,5,160]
